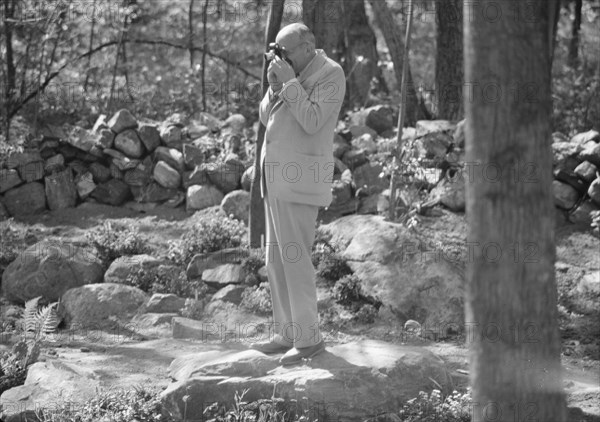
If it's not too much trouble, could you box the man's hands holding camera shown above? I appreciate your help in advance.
[267,56,295,93]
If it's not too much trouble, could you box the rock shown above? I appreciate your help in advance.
[103,254,171,283]
[240,166,255,191]
[113,129,145,158]
[183,166,211,188]
[365,105,395,134]
[197,112,222,132]
[205,158,245,194]
[17,160,44,182]
[211,284,245,305]
[154,161,181,189]
[164,113,189,128]
[187,122,211,138]
[579,142,600,168]
[61,283,147,328]
[92,114,108,132]
[331,179,353,205]
[124,167,152,187]
[66,126,104,153]
[223,114,246,133]
[569,200,600,225]
[223,133,242,154]
[107,109,138,133]
[202,264,246,287]
[0,360,101,421]
[186,184,224,212]
[144,293,186,313]
[221,190,250,223]
[186,247,251,280]
[453,119,465,148]
[137,124,161,152]
[342,149,368,170]
[574,161,598,184]
[1,240,103,303]
[75,171,96,199]
[113,155,141,172]
[155,146,185,172]
[428,171,466,212]
[160,125,183,149]
[415,120,456,137]
[87,162,110,183]
[160,339,450,422]
[353,162,387,193]
[58,143,79,160]
[172,317,212,339]
[418,132,452,161]
[131,182,179,202]
[553,168,588,194]
[0,169,23,193]
[333,133,351,159]
[348,125,377,139]
[588,178,600,206]
[39,123,67,141]
[570,129,600,146]
[553,180,580,210]
[334,157,349,176]
[182,143,205,170]
[352,133,378,154]
[131,312,179,327]
[109,161,124,179]
[0,199,9,220]
[90,178,131,206]
[43,154,65,175]
[44,167,77,210]
[2,182,46,216]
[553,142,583,171]
[576,271,600,295]
[6,150,42,169]
[552,132,568,143]
[321,214,465,327]
[96,128,115,149]
[357,193,381,214]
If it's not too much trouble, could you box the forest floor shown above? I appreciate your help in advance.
[2,202,599,420]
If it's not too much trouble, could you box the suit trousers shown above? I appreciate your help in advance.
[263,182,322,348]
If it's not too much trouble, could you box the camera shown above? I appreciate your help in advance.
[264,42,284,61]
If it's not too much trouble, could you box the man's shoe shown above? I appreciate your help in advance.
[279,341,326,365]
[249,340,293,354]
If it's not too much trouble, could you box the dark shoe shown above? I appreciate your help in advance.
[249,340,293,354]
[279,340,326,365]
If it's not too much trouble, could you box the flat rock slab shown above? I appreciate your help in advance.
[160,339,451,422]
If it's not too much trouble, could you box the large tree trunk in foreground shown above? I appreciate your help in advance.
[248,0,284,248]
[464,1,567,421]
[435,0,463,120]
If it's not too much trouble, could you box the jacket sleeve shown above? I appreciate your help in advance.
[259,86,280,127]
[277,66,346,135]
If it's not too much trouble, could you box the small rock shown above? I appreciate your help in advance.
[240,166,255,191]
[131,182,180,202]
[2,182,46,215]
[352,133,377,154]
[588,178,600,206]
[114,129,145,158]
[570,129,599,146]
[553,180,580,210]
[0,168,23,193]
[144,293,186,313]
[579,142,600,168]
[342,149,368,170]
[161,125,183,149]
[90,178,132,206]
[155,146,185,172]
[137,124,161,152]
[107,109,138,134]
[186,184,224,211]
[221,190,250,223]
[154,161,181,189]
[211,284,246,305]
[183,143,205,170]
[202,263,246,287]
[574,161,598,184]
[88,162,112,183]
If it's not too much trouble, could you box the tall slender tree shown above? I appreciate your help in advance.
[464,1,567,421]
[248,0,285,248]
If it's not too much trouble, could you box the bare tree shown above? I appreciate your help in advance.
[464,1,567,421]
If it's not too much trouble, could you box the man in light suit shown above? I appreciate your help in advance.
[249,23,346,365]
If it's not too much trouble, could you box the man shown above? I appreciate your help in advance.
[249,23,346,365]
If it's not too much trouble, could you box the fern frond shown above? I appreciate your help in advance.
[37,302,60,336]
[24,296,42,334]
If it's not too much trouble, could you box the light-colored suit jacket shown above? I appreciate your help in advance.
[259,49,346,207]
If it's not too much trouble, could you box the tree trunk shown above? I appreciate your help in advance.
[248,0,285,248]
[303,0,383,108]
[568,0,582,66]
[369,0,424,126]
[435,0,463,120]
[464,1,567,421]
[3,0,16,142]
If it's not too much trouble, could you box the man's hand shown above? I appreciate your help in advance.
[270,56,295,85]
[267,61,283,93]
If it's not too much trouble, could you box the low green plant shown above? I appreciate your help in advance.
[241,251,265,287]
[34,383,168,422]
[86,221,150,268]
[180,298,205,320]
[124,265,206,299]
[0,296,60,395]
[167,215,247,266]
[240,282,272,316]
[398,388,472,422]
[316,252,353,285]
[333,274,382,324]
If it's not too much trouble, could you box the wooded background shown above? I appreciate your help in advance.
[1,0,598,145]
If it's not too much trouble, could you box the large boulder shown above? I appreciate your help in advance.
[204,158,245,194]
[2,182,47,216]
[160,340,450,422]
[428,169,466,212]
[142,293,186,313]
[320,214,465,328]
[0,169,22,193]
[90,178,131,206]
[1,240,104,303]
[103,254,172,283]
[186,184,224,211]
[61,283,147,329]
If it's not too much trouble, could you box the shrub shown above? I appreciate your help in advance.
[240,282,272,316]
[0,218,32,276]
[124,265,206,299]
[167,216,247,266]
[34,383,168,422]
[316,252,353,285]
[333,274,382,321]
[180,299,205,321]
[398,388,472,422]
[86,221,150,268]
[241,251,265,287]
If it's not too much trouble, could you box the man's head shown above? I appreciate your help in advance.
[275,23,316,74]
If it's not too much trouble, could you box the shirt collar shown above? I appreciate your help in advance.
[296,49,326,81]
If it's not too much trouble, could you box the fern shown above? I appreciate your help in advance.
[23,296,61,341]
